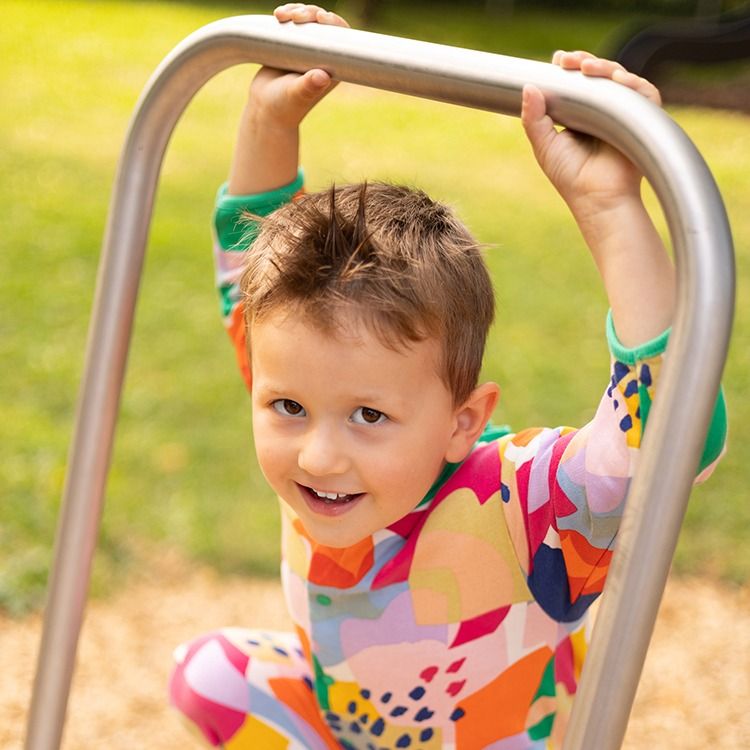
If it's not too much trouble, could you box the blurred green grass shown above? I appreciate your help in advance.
[1,0,747,615]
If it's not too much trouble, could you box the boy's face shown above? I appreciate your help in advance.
[250,308,461,548]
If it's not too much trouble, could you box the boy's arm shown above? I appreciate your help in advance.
[214,5,348,387]
[521,51,675,347]
[227,5,348,194]
[503,53,726,622]
[497,326,726,623]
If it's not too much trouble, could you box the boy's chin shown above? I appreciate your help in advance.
[282,487,376,548]
[300,518,374,549]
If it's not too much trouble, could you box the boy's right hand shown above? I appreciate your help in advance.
[228,4,349,195]
[250,4,349,129]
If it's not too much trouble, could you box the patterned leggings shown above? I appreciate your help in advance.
[170,628,343,749]
[170,628,553,749]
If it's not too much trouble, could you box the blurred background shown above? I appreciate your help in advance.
[1,0,748,618]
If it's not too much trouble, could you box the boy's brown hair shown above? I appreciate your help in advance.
[240,182,495,405]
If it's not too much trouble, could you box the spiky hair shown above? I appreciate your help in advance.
[240,182,494,405]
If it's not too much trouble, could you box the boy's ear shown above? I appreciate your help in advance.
[445,382,500,463]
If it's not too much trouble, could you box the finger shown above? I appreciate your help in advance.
[274,4,319,22]
[275,5,349,28]
[578,56,626,78]
[521,84,557,165]
[286,68,335,107]
[577,57,662,105]
[299,68,333,96]
[556,50,597,70]
[553,52,662,106]
[314,8,349,27]
[611,68,662,105]
[291,4,323,21]
[274,3,305,17]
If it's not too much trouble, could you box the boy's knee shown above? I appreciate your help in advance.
[169,631,252,746]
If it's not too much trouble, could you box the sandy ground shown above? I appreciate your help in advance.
[2,557,749,749]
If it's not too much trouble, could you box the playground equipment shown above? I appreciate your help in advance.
[613,5,750,82]
[25,16,734,750]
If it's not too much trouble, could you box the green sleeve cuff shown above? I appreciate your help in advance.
[214,168,305,251]
[606,309,670,363]
[605,311,727,474]
[699,387,728,473]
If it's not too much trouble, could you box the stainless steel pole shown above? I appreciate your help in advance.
[25,16,734,750]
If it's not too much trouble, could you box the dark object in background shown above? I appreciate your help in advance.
[611,5,750,112]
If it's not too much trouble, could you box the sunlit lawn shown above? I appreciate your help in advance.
[1,0,747,614]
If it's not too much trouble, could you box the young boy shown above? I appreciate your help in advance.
[170,5,726,749]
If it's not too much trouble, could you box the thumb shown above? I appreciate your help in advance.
[290,68,334,105]
[521,84,557,166]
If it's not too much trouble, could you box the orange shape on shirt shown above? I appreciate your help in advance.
[455,646,552,748]
[294,519,375,588]
[560,528,612,601]
[269,677,341,749]
[227,304,252,392]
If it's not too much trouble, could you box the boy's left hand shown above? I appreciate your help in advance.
[521,51,661,217]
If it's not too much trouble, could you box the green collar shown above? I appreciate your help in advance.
[413,422,511,510]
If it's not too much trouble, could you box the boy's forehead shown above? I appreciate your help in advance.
[250,320,454,418]
[250,307,446,388]
[251,303,421,352]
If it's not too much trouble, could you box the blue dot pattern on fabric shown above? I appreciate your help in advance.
[613,360,630,384]
[623,379,638,397]
[641,363,652,386]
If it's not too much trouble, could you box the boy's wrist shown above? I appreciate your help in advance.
[228,106,301,196]
[244,99,304,134]
[606,309,670,363]
[568,191,645,239]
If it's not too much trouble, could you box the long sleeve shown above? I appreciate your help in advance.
[497,314,727,622]
[212,170,305,391]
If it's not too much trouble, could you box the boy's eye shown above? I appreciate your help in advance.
[351,407,387,425]
[272,399,306,417]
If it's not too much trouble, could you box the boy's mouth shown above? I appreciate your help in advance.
[297,483,365,514]
[306,486,362,504]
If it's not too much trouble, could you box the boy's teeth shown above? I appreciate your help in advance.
[313,489,347,500]
[309,488,359,503]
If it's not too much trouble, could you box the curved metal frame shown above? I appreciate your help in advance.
[26,16,734,750]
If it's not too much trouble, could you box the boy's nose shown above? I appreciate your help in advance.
[297,426,350,476]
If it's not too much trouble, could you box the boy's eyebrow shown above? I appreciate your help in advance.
[349,391,410,414]
[252,383,294,399]
[256,382,405,410]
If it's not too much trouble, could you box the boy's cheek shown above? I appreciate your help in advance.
[252,431,287,485]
